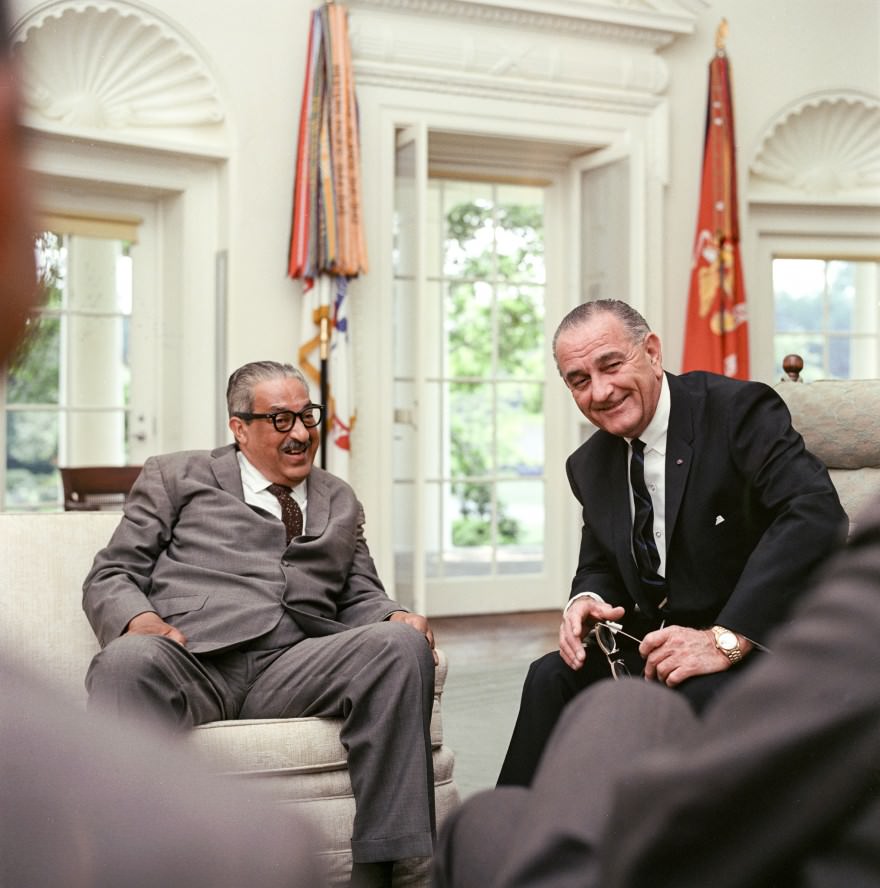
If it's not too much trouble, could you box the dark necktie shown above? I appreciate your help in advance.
[267,483,304,543]
[629,439,668,610]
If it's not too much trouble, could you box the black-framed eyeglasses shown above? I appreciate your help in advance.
[590,620,643,681]
[232,404,324,433]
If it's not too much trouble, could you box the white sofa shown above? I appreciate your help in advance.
[0,511,459,887]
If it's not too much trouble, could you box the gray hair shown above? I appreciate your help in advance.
[552,299,651,369]
[226,361,310,416]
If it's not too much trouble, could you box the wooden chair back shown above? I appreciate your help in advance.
[60,466,143,511]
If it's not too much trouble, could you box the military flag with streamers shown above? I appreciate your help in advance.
[289,1,365,480]
[682,20,749,380]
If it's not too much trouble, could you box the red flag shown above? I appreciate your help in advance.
[682,40,749,379]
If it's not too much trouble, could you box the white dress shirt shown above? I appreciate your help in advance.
[565,374,670,614]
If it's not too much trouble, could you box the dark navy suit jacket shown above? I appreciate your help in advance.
[565,371,847,645]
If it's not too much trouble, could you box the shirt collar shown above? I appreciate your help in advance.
[626,373,669,455]
[236,450,308,506]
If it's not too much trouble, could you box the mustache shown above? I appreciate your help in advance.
[281,439,311,455]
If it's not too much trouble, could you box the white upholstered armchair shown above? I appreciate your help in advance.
[0,512,459,887]
[776,378,880,533]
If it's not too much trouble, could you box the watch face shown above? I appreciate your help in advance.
[719,632,737,651]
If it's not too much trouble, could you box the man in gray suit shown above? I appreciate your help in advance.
[84,360,436,888]
[0,4,327,881]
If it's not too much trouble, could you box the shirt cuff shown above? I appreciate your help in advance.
[563,591,606,616]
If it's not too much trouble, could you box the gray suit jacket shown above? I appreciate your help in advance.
[83,445,400,653]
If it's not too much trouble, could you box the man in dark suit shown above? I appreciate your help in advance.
[434,493,880,887]
[497,299,846,787]
[84,360,436,888]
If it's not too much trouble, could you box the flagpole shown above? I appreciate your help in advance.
[319,303,330,469]
[289,1,364,478]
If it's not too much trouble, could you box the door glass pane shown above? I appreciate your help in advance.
[497,382,544,476]
[497,479,544,575]
[773,259,824,333]
[497,284,544,379]
[445,281,492,377]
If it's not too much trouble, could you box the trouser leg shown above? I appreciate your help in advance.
[676,651,762,713]
[85,634,230,731]
[497,679,697,888]
[437,679,697,888]
[432,787,530,888]
[240,621,436,863]
[497,648,618,787]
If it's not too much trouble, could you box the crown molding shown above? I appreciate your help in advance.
[346,0,697,103]
[346,0,697,47]
[749,91,880,206]
[11,0,227,153]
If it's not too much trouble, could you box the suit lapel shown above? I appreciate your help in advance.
[301,467,331,538]
[664,373,696,543]
[210,444,246,499]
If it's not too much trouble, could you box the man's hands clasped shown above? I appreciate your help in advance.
[559,597,625,670]
[560,597,751,685]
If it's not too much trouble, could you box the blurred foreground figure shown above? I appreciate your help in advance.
[0,5,325,886]
[0,657,327,888]
[435,495,880,887]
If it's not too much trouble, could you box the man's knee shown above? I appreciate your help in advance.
[86,633,180,691]
[362,620,435,678]
[523,650,582,698]
[551,677,698,756]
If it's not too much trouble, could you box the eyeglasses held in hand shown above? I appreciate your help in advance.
[232,404,324,433]
[590,620,644,681]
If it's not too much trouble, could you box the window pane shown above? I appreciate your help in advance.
[36,231,66,309]
[497,382,544,476]
[444,185,494,280]
[445,281,492,377]
[497,284,544,379]
[6,410,60,510]
[497,479,544,575]
[828,337,851,379]
[827,261,854,332]
[773,258,824,332]
[6,316,61,404]
[449,382,492,478]
[445,478,492,576]
[496,188,545,284]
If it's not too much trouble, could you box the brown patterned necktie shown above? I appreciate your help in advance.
[266,483,304,543]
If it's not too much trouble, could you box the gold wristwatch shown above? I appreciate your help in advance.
[711,625,743,664]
